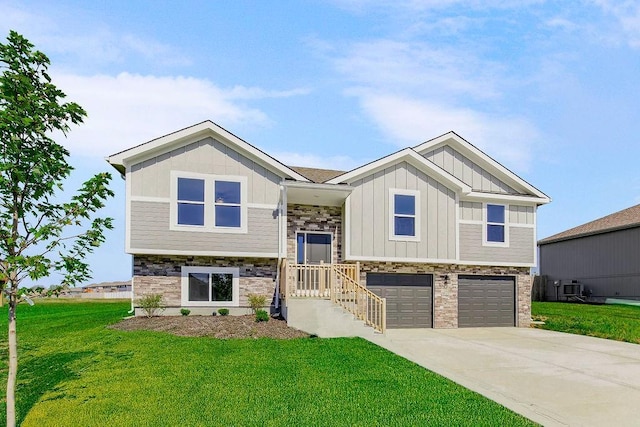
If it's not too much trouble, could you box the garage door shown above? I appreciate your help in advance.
[367,273,433,329]
[458,276,515,327]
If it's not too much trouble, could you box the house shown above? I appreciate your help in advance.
[106,121,550,330]
[538,204,640,301]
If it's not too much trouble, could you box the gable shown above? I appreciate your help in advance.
[129,136,282,204]
[422,145,519,194]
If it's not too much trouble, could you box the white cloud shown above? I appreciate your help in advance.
[52,72,307,158]
[591,0,640,48]
[354,92,537,172]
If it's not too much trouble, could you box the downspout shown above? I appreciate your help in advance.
[128,272,135,314]
[274,183,285,310]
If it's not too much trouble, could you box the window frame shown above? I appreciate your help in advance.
[181,266,240,307]
[388,189,421,242]
[483,203,509,247]
[170,171,247,233]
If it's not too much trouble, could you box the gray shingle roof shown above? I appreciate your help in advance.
[539,203,640,245]
[288,166,346,183]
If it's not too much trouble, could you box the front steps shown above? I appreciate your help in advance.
[283,298,378,338]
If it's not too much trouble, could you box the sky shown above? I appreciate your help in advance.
[2,0,639,286]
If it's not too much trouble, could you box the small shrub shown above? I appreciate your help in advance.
[247,293,267,314]
[138,294,165,318]
[211,311,217,316]
[255,309,269,322]
[180,308,191,316]
[218,308,229,316]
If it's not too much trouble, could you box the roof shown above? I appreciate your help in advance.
[288,166,346,183]
[539,203,640,245]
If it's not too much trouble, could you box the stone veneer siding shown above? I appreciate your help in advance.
[287,204,343,264]
[358,262,532,328]
[133,255,277,310]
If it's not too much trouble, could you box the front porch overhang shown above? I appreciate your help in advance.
[284,181,353,207]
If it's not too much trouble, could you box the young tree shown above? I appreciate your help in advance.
[0,31,113,426]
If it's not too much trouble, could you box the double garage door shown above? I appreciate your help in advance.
[367,273,515,328]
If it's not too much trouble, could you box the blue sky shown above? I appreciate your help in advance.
[2,0,639,286]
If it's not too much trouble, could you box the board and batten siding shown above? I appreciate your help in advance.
[130,201,278,254]
[459,224,534,264]
[348,161,456,260]
[422,145,523,194]
[460,202,534,225]
[129,136,281,205]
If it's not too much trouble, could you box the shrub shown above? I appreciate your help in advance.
[218,308,229,316]
[138,294,165,318]
[247,293,267,314]
[255,309,269,322]
[180,308,191,316]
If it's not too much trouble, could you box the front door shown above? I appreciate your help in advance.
[296,232,332,264]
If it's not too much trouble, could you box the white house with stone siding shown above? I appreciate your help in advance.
[107,121,550,331]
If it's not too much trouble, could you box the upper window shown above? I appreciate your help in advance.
[177,178,205,226]
[389,189,420,241]
[181,267,239,307]
[171,172,247,233]
[486,204,506,243]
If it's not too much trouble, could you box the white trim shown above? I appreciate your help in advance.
[326,148,471,193]
[125,167,132,253]
[130,195,171,203]
[455,192,460,262]
[345,193,351,260]
[107,120,310,182]
[247,203,278,210]
[533,205,538,268]
[459,219,483,225]
[413,132,550,203]
[388,188,421,242]
[181,266,240,307]
[465,192,546,204]
[483,203,509,247]
[280,183,287,259]
[169,171,248,234]
[295,231,333,264]
[345,254,535,268]
[510,223,535,229]
[128,248,278,258]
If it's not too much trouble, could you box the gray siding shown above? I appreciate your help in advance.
[130,201,278,254]
[129,136,281,204]
[459,224,534,264]
[539,227,640,299]
[348,161,456,260]
[509,205,534,225]
[423,145,522,194]
[460,201,482,221]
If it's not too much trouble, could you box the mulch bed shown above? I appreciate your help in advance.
[109,315,310,339]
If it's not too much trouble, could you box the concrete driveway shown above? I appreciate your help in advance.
[365,328,640,426]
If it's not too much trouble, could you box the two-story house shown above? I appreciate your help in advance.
[107,120,549,331]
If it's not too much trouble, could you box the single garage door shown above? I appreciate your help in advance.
[367,273,433,328]
[458,275,515,327]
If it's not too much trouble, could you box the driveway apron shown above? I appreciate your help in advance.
[364,328,640,426]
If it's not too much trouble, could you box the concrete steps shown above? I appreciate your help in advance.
[283,298,378,338]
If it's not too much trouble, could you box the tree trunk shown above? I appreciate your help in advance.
[6,293,17,427]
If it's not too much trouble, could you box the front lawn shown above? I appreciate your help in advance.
[0,300,534,426]
[532,301,640,344]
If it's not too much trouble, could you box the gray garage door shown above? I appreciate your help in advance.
[367,273,433,329]
[458,275,515,327]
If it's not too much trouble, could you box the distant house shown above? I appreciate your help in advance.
[538,204,640,301]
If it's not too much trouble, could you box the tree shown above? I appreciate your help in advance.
[0,31,113,426]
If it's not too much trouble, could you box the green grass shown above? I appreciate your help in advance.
[0,300,534,426]
[532,301,640,344]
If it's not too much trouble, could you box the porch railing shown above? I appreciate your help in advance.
[280,260,386,333]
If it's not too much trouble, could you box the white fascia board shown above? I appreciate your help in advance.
[127,248,279,258]
[106,120,310,182]
[283,181,353,192]
[464,192,549,205]
[326,148,471,193]
[413,132,550,202]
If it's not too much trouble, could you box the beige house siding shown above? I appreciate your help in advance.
[129,136,281,204]
[459,223,534,264]
[460,202,534,225]
[348,161,456,260]
[130,201,278,254]
[422,145,522,194]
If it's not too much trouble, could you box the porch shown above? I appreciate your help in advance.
[279,261,386,333]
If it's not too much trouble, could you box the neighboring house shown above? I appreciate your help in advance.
[538,204,640,301]
[106,121,549,330]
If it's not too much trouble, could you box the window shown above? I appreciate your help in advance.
[171,172,247,233]
[389,189,420,241]
[486,204,506,243]
[177,178,205,226]
[215,181,241,227]
[181,267,239,306]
